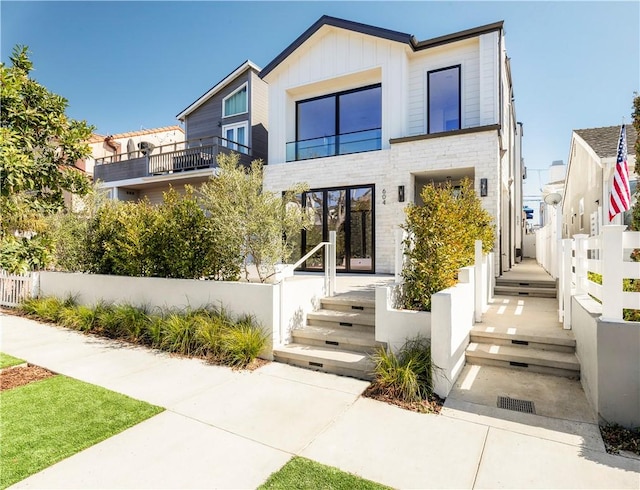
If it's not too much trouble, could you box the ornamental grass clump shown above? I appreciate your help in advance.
[17,297,267,368]
[20,296,73,323]
[58,304,97,332]
[219,315,268,367]
[369,336,436,405]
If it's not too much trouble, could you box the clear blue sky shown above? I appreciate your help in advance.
[2,1,639,199]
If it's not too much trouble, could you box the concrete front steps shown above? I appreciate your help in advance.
[466,324,580,379]
[494,277,557,298]
[273,294,381,381]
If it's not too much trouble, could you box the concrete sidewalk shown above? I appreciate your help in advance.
[2,312,639,489]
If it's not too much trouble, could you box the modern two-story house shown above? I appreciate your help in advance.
[261,16,524,274]
[95,60,268,203]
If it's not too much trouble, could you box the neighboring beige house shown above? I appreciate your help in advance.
[82,126,184,178]
[261,16,524,274]
[562,125,638,238]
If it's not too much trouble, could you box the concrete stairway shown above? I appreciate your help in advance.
[273,293,382,380]
[466,317,580,378]
[494,277,557,298]
[466,259,579,378]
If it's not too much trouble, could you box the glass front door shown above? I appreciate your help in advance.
[299,185,374,272]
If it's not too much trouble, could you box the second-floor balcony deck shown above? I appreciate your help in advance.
[286,128,382,162]
[94,136,253,183]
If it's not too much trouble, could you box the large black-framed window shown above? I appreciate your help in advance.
[427,65,461,134]
[289,185,375,273]
[288,85,382,161]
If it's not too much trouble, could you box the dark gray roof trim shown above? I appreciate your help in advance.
[176,59,259,119]
[260,16,412,79]
[259,16,504,78]
[412,21,504,50]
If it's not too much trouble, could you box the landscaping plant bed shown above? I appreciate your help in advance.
[600,424,640,457]
[0,364,55,391]
[363,384,444,414]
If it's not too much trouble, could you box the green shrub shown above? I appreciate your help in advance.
[192,312,227,357]
[19,297,42,317]
[18,297,266,368]
[114,304,150,342]
[56,302,105,332]
[370,336,435,403]
[95,304,119,338]
[144,315,165,348]
[160,313,199,355]
[402,179,494,311]
[27,296,73,323]
[220,316,267,368]
[86,199,157,277]
[147,188,216,279]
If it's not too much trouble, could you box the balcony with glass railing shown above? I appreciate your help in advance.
[285,128,382,163]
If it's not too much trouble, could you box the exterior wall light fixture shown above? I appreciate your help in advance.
[480,178,488,197]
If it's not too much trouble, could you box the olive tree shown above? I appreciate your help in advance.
[199,153,311,282]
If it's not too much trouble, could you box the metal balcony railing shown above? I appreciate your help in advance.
[94,136,251,182]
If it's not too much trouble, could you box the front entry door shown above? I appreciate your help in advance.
[299,185,374,273]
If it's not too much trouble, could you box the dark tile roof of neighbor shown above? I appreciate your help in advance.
[575,125,638,159]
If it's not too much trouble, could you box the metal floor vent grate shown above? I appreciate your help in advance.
[497,396,536,414]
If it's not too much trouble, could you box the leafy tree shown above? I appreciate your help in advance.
[149,187,239,280]
[0,45,93,272]
[46,190,103,272]
[401,179,495,311]
[199,153,311,282]
[630,93,640,234]
[85,198,157,277]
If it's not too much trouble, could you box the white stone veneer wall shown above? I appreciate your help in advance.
[264,128,500,273]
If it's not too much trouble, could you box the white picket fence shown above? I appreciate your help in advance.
[0,270,39,307]
[559,225,640,327]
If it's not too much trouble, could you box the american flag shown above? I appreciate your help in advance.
[609,124,631,221]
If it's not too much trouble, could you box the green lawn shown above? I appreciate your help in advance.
[0,375,163,489]
[259,457,391,490]
[0,353,24,369]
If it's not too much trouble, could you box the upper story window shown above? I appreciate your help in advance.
[223,83,248,117]
[427,65,461,134]
[288,84,381,162]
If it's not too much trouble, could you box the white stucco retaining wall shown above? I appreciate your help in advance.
[279,276,325,344]
[41,272,324,360]
[375,283,432,352]
[571,294,640,428]
[431,267,475,398]
[375,267,476,399]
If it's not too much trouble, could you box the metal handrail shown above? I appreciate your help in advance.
[290,241,329,271]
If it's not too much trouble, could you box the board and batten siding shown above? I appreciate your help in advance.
[407,37,481,136]
[264,26,409,165]
[265,26,501,165]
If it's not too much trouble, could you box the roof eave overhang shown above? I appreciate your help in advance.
[259,16,504,80]
[176,60,261,121]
